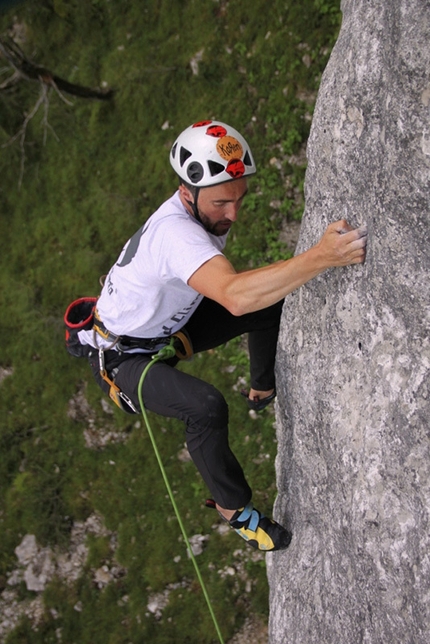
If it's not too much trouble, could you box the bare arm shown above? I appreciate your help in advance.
[188,220,367,316]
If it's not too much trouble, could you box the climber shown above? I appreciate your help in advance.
[70,120,367,551]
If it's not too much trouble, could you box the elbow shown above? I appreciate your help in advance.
[222,296,250,317]
[228,304,246,317]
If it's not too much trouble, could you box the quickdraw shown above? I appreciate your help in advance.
[97,348,139,414]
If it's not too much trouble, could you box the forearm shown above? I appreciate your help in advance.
[188,220,367,315]
[221,245,327,315]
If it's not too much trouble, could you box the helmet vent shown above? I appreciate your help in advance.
[180,146,192,167]
[243,150,252,167]
[171,143,177,159]
[187,161,204,184]
[208,160,225,177]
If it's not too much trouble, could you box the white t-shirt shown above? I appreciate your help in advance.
[79,191,227,350]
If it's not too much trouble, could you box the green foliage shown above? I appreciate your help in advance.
[0,0,341,641]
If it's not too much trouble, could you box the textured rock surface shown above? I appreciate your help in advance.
[268,1,430,643]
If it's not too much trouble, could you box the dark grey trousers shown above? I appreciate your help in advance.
[89,297,283,509]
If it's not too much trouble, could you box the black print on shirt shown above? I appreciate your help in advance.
[161,294,201,336]
[116,222,150,268]
[106,271,114,295]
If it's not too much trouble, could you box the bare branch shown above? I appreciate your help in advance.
[0,69,20,89]
[1,80,59,188]
[18,84,46,188]
[0,35,114,99]
[0,34,114,187]
[2,88,45,148]
[49,77,74,107]
[41,86,60,145]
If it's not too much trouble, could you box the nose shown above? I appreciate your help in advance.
[225,202,240,222]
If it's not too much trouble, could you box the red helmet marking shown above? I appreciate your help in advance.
[206,125,227,138]
[192,120,212,128]
[225,158,245,179]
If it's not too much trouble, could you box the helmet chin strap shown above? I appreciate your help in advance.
[185,186,203,225]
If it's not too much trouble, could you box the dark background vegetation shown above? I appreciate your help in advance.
[0,1,341,642]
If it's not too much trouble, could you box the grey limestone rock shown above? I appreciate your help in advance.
[268,1,430,643]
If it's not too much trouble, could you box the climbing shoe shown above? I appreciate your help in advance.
[207,500,291,551]
[241,389,276,412]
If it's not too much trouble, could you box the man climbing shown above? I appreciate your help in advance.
[72,120,367,552]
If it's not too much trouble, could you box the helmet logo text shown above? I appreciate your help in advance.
[216,136,243,161]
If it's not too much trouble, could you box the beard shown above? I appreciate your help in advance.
[197,210,231,237]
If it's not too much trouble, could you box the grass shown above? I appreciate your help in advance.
[0,0,341,641]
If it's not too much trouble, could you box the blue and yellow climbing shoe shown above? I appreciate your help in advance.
[229,503,292,551]
[207,500,291,551]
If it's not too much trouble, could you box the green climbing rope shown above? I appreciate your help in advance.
[137,341,225,644]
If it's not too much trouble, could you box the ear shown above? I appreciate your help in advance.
[178,183,195,203]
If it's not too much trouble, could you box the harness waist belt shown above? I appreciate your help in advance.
[93,309,174,353]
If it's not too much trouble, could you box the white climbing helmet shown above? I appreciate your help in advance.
[170,120,257,187]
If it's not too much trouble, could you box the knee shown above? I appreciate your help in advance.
[188,385,229,430]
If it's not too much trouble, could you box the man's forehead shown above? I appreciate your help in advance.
[201,178,248,200]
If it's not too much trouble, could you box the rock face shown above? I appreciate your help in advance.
[268,1,430,643]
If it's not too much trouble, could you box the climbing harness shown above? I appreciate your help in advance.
[89,308,194,412]
[64,297,193,413]
[137,339,225,644]
[93,324,193,413]
[92,309,193,357]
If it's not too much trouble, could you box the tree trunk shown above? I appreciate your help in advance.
[268,1,430,643]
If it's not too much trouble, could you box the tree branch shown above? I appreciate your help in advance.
[0,35,114,187]
[0,35,114,99]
